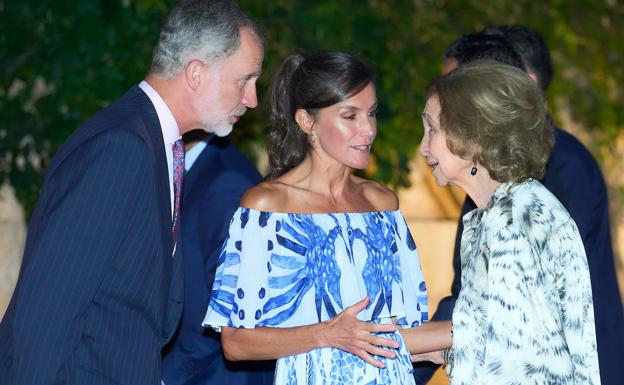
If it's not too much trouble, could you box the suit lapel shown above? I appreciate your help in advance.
[134,87,183,341]
[135,87,173,255]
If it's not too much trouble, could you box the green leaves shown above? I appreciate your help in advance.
[2,0,622,217]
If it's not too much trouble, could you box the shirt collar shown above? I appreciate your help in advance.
[139,80,180,145]
[490,181,516,205]
[462,180,517,229]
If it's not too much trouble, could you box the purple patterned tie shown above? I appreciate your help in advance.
[172,139,185,245]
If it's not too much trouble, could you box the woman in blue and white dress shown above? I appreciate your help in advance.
[202,51,431,384]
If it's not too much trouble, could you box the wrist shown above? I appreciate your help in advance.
[440,347,454,367]
[311,321,328,349]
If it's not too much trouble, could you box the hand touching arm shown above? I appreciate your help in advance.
[222,296,399,368]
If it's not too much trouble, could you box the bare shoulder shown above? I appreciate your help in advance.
[240,181,288,212]
[354,177,399,212]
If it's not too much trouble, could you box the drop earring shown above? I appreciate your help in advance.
[309,133,316,142]
[470,162,478,176]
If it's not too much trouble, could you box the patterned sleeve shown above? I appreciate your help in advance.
[477,219,600,384]
[479,225,539,381]
[548,220,601,384]
[393,214,428,328]
[203,207,272,331]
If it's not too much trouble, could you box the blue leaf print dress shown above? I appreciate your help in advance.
[203,208,428,385]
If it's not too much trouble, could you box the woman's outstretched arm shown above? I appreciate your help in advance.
[399,320,452,356]
[221,296,400,368]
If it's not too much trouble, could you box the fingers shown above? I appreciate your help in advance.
[367,322,397,334]
[410,352,433,362]
[345,296,370,315]
[355,350,386,368]
[365,344,397,359]
[329,297,406,367]
[410,353,426,362]
[410,351,444,364]
[353,340,402,367]
[367,334,400,349]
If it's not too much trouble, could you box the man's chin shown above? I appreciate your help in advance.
[203,124,233,137]
[214,125,233,137]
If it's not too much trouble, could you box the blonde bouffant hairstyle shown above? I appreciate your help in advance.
[426,60,554,182]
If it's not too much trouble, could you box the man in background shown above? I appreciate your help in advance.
[161,130,274,385]
[414,25,624,385]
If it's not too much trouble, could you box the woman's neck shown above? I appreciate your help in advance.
[288,155,355,204]
[458,171,501,209]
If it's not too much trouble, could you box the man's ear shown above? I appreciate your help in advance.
[185,60,204,91]
[294,109,315,134]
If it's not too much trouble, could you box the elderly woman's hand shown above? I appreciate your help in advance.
[320,296,400,368]
[410,350,444,364]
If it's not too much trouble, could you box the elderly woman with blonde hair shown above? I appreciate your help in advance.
[403,61,600,384]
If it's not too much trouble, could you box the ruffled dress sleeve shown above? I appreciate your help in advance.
[203,208,428,332]
[392,212,429,328]
[203,207,274,330]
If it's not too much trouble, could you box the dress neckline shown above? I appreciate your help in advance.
[237,206,402,216]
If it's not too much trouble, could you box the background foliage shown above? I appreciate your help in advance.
[1,0,622,218]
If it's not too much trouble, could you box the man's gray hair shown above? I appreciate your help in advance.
[151,0,263,79]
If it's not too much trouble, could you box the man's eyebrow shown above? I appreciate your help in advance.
[247,70,262,78]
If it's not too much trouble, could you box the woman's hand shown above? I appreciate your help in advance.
[321,296,400,368]
[410,350,444,364]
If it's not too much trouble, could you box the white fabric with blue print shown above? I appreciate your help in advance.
[203,207,428,384]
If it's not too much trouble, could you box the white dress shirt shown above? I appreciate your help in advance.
[138,81,180,219]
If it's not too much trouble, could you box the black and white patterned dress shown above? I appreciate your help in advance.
[449,179,600,384]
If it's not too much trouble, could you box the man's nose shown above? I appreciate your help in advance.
[242,84,258,108]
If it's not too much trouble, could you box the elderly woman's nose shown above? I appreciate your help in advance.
[419,133,430,156]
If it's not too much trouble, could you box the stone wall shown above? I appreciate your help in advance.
[0,182,25,317]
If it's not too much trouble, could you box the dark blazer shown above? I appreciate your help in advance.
[413,127,624,385]
[161,136,274,385]
[0,86,183,385]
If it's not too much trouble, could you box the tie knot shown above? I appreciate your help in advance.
[173,139,185,155]
[172,139,185,166]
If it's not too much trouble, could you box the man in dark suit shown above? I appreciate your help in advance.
[413,26,624,385]
[0,1,263,384]
[161,132,274,385]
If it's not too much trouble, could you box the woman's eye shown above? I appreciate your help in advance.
[343,114,356,120]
